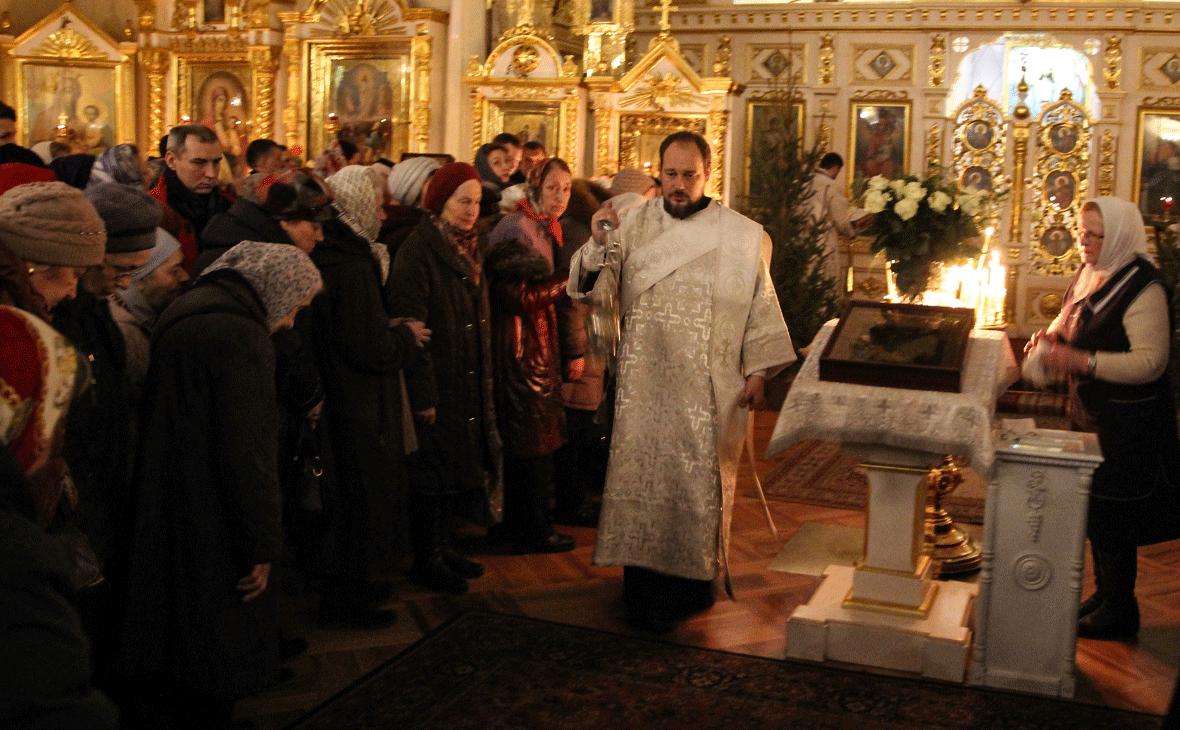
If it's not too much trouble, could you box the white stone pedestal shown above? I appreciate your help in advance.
[969,428,1101,698]
[785,443,975,681]
[786,564,977,682]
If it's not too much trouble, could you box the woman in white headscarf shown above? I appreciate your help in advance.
[1028,196,1180,640]
[303,165,430,628]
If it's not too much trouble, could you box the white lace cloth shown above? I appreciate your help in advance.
[767,322,1019,474]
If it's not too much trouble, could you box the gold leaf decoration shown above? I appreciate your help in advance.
[620,72,695,110]
[35,28,105,59]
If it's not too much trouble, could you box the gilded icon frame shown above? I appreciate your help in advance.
[617,113,707,177]
[18,59,122,154]
[1133,107,1180,219]
[744,98,804,205]
[176,59,253,176]
[848,100,911,198]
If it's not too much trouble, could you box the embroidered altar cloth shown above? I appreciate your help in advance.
[767,322,1019,474]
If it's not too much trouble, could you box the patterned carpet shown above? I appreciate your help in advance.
[761,438,987,524]
[286,612,1161,730]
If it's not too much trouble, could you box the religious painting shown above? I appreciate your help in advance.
[1049,123,1079,154]
[203,0,226,24]
[309,42,414,164]
[618,114,707,178]
[849,101,910,197]
[964,120,994,150]
[961,165,992,193]
[1133,108,1180,218]
[493,101,560,155]
[819,300,974,393]
[1039,225,1074,258]
[184,66,252,178]
[590,0,613,22]
[744,99,804,204]
[1045,170,1076,209]
[22,62,118,154]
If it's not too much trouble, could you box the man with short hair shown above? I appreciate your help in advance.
[519,140,547,177]
[0,101,49,168]
[149,124,233,270]
[492,132,526,185]
[807,151,857,297]
[246,138,287,176]
[571,131,794,634]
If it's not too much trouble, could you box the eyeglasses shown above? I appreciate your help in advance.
[1078,229,1105,242]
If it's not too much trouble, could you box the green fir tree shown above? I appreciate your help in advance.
[740,90,841,354]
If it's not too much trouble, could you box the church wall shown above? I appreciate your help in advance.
[617,2,1180,335]
[5,0,138,44]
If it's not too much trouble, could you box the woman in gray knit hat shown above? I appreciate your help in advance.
[0,181,106,311]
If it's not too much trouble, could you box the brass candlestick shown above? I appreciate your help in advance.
[925,456,982,578]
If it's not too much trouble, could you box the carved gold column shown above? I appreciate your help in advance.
[1007,87,1031,323]
[117,42,137,146]
[250,45,281,141]
[469,87,484,161]
[411,24,433,153]
[1104,35,1122,91]
[281,33,302,152]
[929,34,945,88]
[1098,129,1115,197]
[819,34,834,86]
[592,94,614,177]
[562,91,579,176]
[142,47,170,146]
[707,101,727,200]
[926,123,941,171]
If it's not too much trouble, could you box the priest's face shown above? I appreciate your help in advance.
[660,141,709,219]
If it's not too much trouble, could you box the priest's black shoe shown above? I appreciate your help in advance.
[1077,601,1139,640]
[625,605,677,635]
[443,548,484,579]
[512,531,576,554]
[409,554,469,594]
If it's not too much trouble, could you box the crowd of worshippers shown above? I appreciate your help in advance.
[0,98,668,729]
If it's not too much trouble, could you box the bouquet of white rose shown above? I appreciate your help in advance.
[859,173,989,300]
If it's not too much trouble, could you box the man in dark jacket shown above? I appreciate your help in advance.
[149,124,233,271]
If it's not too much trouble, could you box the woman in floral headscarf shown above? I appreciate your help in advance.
[86,143,146,190]
[304,165,430,628]
[117,242,322,727]
[0,305,118,729]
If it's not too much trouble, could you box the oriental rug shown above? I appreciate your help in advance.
[286,611,1160,730]
[761,439,987,524]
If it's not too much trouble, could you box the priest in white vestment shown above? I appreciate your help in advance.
[569,132,796,632]
[806,152,856,297]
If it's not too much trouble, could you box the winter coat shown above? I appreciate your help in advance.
[117,270,282,700]
[484,230,582,457]
[558,206,604,411]
[193,198,293,277]
[52,290,132,565]
[387,217,502,523]
[304,217,419,576]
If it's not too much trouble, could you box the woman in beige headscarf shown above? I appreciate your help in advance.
[1028,196,1180,640]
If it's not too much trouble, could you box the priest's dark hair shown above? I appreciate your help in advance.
[658,131,711,172]
[819,152,844,170]
[0,101,14,122]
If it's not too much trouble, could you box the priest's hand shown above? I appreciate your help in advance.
[1043,341,1089,375]
[739,374,766,410]
[1025,329,1057,354]
[237,563,271,603]
[590,200,620,244]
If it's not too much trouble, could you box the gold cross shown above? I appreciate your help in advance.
[655,0,678,33]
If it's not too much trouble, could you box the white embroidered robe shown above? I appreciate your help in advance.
[569,198,795,580]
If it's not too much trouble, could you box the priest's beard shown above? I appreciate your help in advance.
[663,191,701,219]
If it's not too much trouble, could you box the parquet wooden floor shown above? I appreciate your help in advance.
[237,410,1179,728]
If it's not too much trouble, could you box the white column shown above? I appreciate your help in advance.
[445,0,485,161]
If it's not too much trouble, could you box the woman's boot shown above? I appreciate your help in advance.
[1078,544,1140,640]
[409,496,468,594]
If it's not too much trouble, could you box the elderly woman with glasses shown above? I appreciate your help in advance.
[1027,196,1180,640]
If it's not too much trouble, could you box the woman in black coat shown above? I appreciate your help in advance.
[306,165,429,626]
[388,162,503,595]
[116,242,322,729]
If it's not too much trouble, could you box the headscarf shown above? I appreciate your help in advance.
[0,305,78,525]
[200,241,323,330]
[474,144,508,190]
[313,140,348,178]
[48,154,95,190]
[514,158,566,249]
[87,143,145,189]
[387,156,440,206]
[1064,196,1153,312]
[329,165,382,243]
[31,142,53,166]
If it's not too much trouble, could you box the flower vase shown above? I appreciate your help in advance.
[886,259,951,304]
